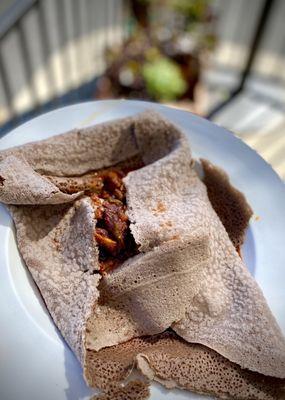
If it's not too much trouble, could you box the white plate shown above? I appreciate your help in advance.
[0,100,284,400]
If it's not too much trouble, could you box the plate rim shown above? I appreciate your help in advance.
[1,99,285,400]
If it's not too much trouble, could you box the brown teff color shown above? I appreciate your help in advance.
[8,198,100,361]
[91,381,150,400]
[137,333,285,400]
[1,111,285,400]
[86,331,285,400]
[201,159,253,249]
[0,156,81,204]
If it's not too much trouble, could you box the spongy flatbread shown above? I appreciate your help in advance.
[201,158,253,249]
[1,111,285,389]
[0,117,139,176]
[85,168,284,398]
[122,114,285,378]
[169,168,285,377]
[0,156,81,204]
[91,381,150,400]
[136,332,285,400]
[86,234,209,351]
[0,112,209,373]
[8,198,100,361]
[85,332,285,400]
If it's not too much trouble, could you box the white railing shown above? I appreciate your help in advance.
[0,0,284,128]
[0,0,128,126]
[210,0,285,87]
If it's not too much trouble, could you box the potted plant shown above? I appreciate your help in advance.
[96,0,216,109]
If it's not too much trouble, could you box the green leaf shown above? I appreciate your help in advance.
[142,57,187,101]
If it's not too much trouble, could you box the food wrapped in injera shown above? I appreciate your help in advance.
[0,111,284,399]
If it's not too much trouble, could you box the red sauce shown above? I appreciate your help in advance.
[52,157,143,273]
[86,161,143,273]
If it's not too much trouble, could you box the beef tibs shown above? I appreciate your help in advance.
[90,167,139,274]
[48,156,144,273]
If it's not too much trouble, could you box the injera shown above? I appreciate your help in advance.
[0,111,285,399]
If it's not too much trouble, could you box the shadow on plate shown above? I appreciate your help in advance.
[242,226,256,277]
[64,345,94,400]
[0,204,12,228]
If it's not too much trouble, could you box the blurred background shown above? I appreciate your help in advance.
[0,0,284,177]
